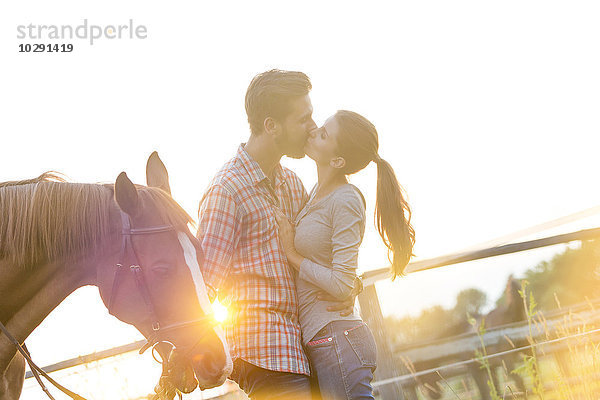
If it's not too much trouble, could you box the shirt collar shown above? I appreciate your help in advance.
[237,144,286,188]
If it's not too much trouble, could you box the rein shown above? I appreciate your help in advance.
[0,321,85,400]
[1,211,213,400]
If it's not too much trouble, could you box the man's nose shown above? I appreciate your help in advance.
[308,128,318,139]
[307,119,317,132]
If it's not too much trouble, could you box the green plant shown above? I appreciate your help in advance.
[468,314,500,400]
[513,280,544,399]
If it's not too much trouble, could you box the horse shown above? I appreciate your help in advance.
[0,152,232,399]
[409,275,527,400]
[468,275,527,399]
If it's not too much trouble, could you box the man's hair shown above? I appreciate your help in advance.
[245,69,312,135]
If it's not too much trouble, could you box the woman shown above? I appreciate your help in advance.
[275,110,415,400]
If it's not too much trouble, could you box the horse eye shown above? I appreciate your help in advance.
[152,265,173,278]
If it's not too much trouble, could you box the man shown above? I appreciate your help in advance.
[197,70,353,399]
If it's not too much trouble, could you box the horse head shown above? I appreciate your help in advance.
[504,274,526,322]
[96,152,232,395]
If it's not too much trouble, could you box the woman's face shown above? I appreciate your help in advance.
[304,115,342,166]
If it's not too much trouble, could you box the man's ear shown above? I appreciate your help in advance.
[330,157,346,169]
[263,117,280,137]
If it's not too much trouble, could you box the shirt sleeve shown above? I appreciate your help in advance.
[197,184,242,300]
[298,189,365,300]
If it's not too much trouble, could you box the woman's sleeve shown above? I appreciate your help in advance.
[298,189,365,299]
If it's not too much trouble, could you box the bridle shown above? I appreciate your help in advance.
[0,211,216,400]
[108,211,215,355]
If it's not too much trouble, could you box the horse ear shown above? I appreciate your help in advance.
[146,151,171,195]
[115,172,139,216]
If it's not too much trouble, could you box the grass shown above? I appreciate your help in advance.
[419,286,600,400]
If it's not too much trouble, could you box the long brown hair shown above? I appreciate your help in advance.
[334,110,415,279]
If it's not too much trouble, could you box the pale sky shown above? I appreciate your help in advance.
[2,1,600,398]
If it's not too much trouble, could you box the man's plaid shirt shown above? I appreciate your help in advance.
[197,144,310,375]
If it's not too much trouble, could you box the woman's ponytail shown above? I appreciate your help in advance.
[334,110,415,279]
[373,156,415,279]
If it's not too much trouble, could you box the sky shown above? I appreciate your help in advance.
[2,0,600,398]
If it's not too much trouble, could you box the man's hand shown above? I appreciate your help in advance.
[318,276,364,316]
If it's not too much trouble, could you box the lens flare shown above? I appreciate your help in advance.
[212,298,228,324]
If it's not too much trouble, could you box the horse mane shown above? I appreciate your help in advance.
[0,171,67,188]
[0,172,195,268]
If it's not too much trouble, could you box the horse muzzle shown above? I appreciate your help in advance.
[164,346,232,392]
[190,348,232,390]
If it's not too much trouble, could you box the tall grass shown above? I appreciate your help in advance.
[469,286,600,400]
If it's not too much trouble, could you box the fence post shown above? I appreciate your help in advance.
[359,284,413,400]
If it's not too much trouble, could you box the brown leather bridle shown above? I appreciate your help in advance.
[107,211,213,355]
[107,211,217,398]
[1,211,215,400]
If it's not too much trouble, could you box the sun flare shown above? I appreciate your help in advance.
[212,298,228,324]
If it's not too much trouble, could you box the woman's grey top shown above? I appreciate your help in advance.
[294,183,365,345]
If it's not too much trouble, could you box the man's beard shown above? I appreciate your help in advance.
[277,127,306,159]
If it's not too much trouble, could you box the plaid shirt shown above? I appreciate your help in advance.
[197,144,310,375]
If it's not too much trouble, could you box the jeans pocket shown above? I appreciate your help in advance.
[344,323,377,368]
[306,335,333,348]
[306,325,334,349]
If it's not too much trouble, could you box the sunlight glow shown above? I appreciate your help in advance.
[212,298,228,324]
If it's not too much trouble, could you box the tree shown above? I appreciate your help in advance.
[384,239,600,347]
[454,288,487,319]
[524,239,600,310]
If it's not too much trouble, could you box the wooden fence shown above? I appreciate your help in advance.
[358,226,600,399]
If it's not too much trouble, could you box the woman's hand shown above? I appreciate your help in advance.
[274,208,304,270]
[274,208,295,252]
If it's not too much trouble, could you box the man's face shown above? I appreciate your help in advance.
[277,94,317,159]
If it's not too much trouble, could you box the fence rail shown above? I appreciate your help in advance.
[363,226,600,286]
[24,341,145,380]
[393,298,600,366]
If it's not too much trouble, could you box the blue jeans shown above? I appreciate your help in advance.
[230,359,313,400]
[305,320,377,400]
